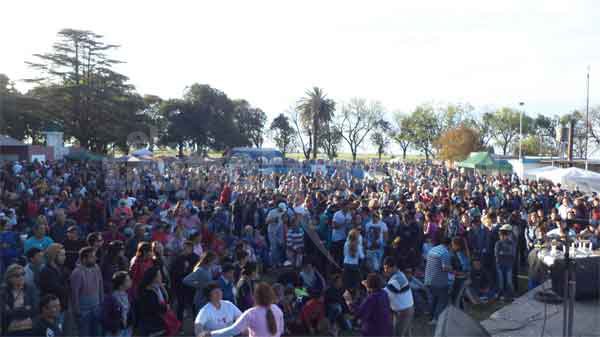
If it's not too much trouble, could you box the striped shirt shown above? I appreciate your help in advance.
[424,244,451,287]
[286,227,304,251]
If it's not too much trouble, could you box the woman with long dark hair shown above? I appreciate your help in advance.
[201,282,284,337]
[136,266,168,337]
[130,242,154,297]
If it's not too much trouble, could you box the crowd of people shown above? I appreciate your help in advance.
[1,157,600,337]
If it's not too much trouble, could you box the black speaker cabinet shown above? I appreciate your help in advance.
[550,256,600,300]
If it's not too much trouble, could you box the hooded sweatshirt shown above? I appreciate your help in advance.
[70,264,104,313]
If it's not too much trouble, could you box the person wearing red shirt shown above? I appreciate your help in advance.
[129,242,154,298]
[113,200,133,226]
[219,184,231,205]
[103,222,126,244]
[151,223,170,246]
[300,292,326,335]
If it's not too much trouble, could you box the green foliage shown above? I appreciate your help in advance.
[370,132,389,160]
[391,113,414,159]
[409,104,442,160]
[319,122,343,160]
[23,29,146,153]
[0,74,48,142]
[269,113,295,157]
[297,87,335,159]
[486,107,534,155]
[159,84,257,156]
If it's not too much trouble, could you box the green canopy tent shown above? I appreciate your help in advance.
[65,150,104,161]
[457,152,512,172]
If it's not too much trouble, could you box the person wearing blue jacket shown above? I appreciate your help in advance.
[183,252,217,312]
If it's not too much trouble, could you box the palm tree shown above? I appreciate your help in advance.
[297,87,335,159]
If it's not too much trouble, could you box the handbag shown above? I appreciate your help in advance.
[161,308,181,337]
[158,287,181,337]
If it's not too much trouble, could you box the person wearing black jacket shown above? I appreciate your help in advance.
[137,267,168,337]
[100,241,129,294]
[170,240,199,321]
[39,244,69,313]
[63,225,85,272]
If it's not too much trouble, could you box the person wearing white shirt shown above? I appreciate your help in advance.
[383,257,414,337]
[195,283,242,336]
[365,213,388,272]
[342,229,364,290]
[546,220,577,239]
[558,198,572,220]
[332,202,353,265]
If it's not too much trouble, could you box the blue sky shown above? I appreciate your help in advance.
[2,0,599,151]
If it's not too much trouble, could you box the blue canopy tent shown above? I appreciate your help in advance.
[229,147,283,161]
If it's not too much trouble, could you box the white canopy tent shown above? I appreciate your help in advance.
[132,148,153,157]
[535,167,600,194]
[524,166,560,180]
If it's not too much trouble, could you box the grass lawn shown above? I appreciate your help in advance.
[128,147,423,162]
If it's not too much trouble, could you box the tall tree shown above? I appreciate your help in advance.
[269,113,295,157]
[560,110,587,158]
[161,84,248,156]
[438,102,474,132]
[410,104,442,160]
[297,87,335,159]
[370,120,391,160]
[320,122,343,160]
[465,111,495,149]
[488,107,533,156]
[0,74,49,142]
[391,113,414,160]
[337,98,384,161]
[435,124,482,161]
[25,29,146,153]
[288,107,312,160]
[233,99,267,148]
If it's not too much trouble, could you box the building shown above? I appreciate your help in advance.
[0,135,54,162]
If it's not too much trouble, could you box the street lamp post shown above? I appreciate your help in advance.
[519,102,525,159]
[585,66,590,170]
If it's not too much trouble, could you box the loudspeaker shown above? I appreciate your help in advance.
[551,256,600,300]
[435,305,491,337]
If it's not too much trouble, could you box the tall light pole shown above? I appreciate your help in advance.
[519,102,525,159]
[585,66,590,170]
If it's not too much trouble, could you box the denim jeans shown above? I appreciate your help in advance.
[366,249,384,272]
[326,303,350,330]
[269,243,284,267]
[78,306,103,337]
[429,285,449,320]
[496,265,514,298]
[106,328,132,337]
[393,307,414,337]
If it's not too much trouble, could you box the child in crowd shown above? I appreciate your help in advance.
[495,224,516,300]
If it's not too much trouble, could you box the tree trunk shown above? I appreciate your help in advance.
[402,148,407,159]
[312,117,318,159]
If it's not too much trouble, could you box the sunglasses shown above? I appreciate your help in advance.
[11,272,25,278]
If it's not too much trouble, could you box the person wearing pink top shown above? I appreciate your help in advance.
[201,282,284,337]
